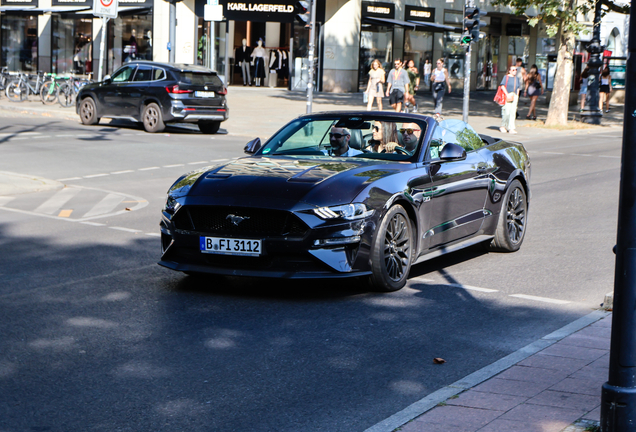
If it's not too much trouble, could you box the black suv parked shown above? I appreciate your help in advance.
[76,61,229,134]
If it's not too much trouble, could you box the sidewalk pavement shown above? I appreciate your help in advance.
[0,86,624,141]
[370,311,611,432]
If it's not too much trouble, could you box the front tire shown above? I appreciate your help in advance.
[489,179,527,252]
[40,81,57,104]
[79,97,99,125]
[368,204,413,292]
[6,81,27,102]
[198,121,220,134]
[142,103,165,133]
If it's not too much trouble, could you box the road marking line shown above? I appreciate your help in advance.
[111,170,135,174]
[11,137,27,140]
[57,177,82,181]
[543,152,564,155]
[188,161,210,165]
[82,193,125,218]
[145,232,161,237]
[599,155,620,159]
[84,173,109,178]
[210,158,229,162]
[54,134,76,137]
[0,196,15,206]
[163,164,185,168]
[449,283,499,293]
[58,209,73,218]
[138,167,160,171]
[34,187,81,214]
[109,226,142,233]
[32,136,48,139]
[509,294,570,304]
[81,221,105,226]
[571,153,592,157]
[0,132,41,137]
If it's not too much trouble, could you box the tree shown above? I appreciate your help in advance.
[492,0,629,126]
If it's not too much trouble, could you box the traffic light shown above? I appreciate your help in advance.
[463,7,487,43]
[295,1,311,27]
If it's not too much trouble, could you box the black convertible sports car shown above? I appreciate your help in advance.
[159,112,531,291]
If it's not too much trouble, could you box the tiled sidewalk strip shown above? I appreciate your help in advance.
[395,312,610,432]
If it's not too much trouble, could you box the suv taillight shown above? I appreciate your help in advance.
[166,85,193,94]
[218,87,227,95]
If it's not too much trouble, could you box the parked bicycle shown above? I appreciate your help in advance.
[40,74,68,105]
[6,71,50,102]
[57,75,91,108]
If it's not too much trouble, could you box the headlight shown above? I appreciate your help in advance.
[164,195,181,214]
[313,203,374,221]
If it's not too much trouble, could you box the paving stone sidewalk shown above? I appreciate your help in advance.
[396,313,611,432]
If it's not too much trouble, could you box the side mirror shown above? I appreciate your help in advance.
[244,138,261,155]
[439,143,467,161]
[103,75,111,85]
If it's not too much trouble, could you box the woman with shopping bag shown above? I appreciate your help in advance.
[499,65,521,134]
[365,59,385,111]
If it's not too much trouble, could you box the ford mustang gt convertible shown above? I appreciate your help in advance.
[159,112,531,291]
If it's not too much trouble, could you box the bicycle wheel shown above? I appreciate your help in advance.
[40,81,58,104]
[57,82,76,108]
[6,81,27,102]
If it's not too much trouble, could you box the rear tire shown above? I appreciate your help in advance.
[79,97,99,125]
[198,121,220,134]
[142,103,165,133]
[489,179,527,252]
[6,81,27,102]
[368,204,413,292]
[40,81,57,104]
[57,82,75,107]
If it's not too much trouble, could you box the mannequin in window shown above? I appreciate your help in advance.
[251,38,267,87]
[235,38,252,86]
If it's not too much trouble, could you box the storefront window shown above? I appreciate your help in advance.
[52,16,92,76]
[535,37,555,90]
[197,17,227,78]
[404,30,432,77]
[359,24,392,90]
[1,14,38,72]
[108,12,152,74]
[507,36,529,69]
[475,35,499,90]
[442,32,465,83]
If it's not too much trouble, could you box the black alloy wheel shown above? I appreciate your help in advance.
[369,204,413,292]
[490,179,527,252]
[198,121,220,134]
[79,98,99,125]
[142,102,165,133]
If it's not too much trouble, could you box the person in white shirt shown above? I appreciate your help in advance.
[325,127,362,157]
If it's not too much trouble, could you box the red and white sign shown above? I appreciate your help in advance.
[94,0,118,18]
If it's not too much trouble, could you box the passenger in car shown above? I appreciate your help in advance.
[396,122,421,153]
[325,126,363,157]
[370,121,400,153]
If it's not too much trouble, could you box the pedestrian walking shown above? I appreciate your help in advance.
[599,66,612,112]
[423,58,432,89]
[365,59,385,111]
[431,58,451,120]
[579,65,590,112]
[523,64,543,120]
[385,59,410,112]
[404,59,420,112]
[499,64,521,134]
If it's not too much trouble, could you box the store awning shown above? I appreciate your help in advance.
[34,6,91,13]
[362,16,417,29]
[0,5,36,12]
[76,6,151,15]
[408,20,462,33]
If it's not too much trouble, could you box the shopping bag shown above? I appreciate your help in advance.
[494,86,507,106]
[363,91,368,103]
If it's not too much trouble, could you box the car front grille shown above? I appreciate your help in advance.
[173,206,308,237]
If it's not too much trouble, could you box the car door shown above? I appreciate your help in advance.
[123,64,152,117]
[424,122,490,249]
[103,64,137,116]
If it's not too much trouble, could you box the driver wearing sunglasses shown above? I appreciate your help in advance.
[383,122,421,154]
[324,126,363,157]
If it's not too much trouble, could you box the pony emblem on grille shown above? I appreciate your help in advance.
[227,214,249,226]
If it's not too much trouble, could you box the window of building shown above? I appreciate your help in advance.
[1,14,38,72]
[52,16,93,76]
[359,24,393,91]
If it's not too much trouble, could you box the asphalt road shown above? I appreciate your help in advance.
[0,116,621,432]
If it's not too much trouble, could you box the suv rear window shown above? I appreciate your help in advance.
[178,72,223,87]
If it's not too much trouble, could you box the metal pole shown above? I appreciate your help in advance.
[169,0,176,63]
[224,22,230,85]
[306,0,316,114]
[581,0,604,124]
[463,45,471,123]
[600,4,636,431]
[98,17,109,82]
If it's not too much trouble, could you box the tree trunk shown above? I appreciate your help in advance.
[545,27,576,126]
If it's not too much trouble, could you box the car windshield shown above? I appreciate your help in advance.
[258,115,427,161]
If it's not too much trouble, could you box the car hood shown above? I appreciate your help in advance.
[174,156,404,209]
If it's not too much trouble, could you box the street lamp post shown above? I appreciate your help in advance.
[581,0,604,125]
[600,3,636,431]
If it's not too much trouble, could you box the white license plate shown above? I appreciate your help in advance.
[200,236,261,256]
[195,91,215,98]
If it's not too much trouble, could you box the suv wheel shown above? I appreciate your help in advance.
[198,121,220,134]
[142,103,165,133]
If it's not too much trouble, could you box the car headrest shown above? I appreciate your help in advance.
[348,129,363,150]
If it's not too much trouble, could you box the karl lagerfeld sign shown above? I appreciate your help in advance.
[221,0,296,23]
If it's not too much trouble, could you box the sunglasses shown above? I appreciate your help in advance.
[399,128,420,134]
[329,133,345,139]
[373,125,380,131]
